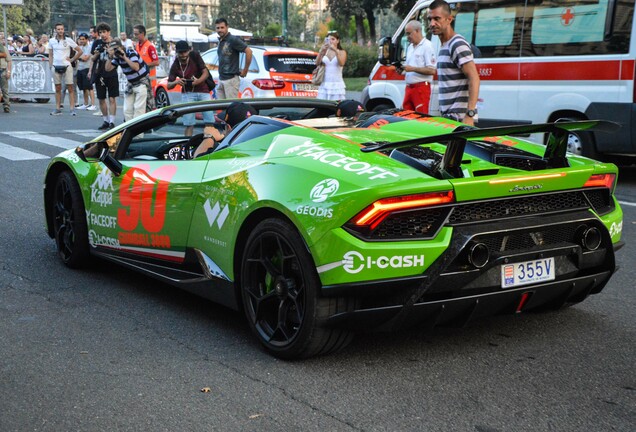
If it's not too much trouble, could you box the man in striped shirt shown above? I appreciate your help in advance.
[428,0,480,125]
[105,39,149,122]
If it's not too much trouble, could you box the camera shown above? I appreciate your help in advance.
[114,48,125,58]
[182,78,194,92]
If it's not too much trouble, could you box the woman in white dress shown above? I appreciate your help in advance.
[316,32,347,100]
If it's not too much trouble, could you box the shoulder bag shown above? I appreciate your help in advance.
[312,64,325,86]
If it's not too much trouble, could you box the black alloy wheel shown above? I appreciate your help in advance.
[52,171,90,268]
[241,218,354,359]
[155,87,170,108]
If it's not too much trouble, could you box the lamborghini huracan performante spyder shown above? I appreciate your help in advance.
[43,98,624,358]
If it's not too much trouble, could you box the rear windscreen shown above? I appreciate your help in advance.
[264,55,317,73]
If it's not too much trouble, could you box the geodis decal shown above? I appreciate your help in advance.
[296,178,339,218]
[117,164,177,248]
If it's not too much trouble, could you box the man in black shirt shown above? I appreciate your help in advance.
[89,22,119,130]
[215,18,252,100]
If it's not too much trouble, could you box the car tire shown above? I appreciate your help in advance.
[240,218,355,359]
[52,171,90,268]
[372,103,394,112]
[155,87,170,108]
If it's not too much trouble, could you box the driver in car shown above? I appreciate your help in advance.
[192,101,258,158]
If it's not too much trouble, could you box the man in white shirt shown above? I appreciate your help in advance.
[48,22,81,116]
[120,32,134,49]
[396,20,436,113]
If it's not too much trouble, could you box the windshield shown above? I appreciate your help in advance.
[263,54,317,74]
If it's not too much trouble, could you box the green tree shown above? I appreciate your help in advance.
[216,0,278,35]
[2,5,26,35]
[326,0,392,44]
[22,0,50,35]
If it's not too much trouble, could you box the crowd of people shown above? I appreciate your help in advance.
[0,1,479,125]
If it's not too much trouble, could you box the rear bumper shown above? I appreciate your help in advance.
[325,270,612,331]
[321,210,617,330]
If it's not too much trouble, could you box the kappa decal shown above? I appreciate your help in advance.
[90,169,114,207]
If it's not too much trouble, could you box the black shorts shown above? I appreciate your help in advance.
[77,69,92,91]
[95,74,120,99]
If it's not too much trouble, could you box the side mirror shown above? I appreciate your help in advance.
[76,141,123,176]
[377,37,394,65]
[77,141,109,162]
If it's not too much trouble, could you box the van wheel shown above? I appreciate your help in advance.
[558,117,598,159]
[372,103,393,112]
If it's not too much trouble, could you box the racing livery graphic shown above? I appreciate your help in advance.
[44,98,624,359]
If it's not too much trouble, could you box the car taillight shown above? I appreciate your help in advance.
[584,173,617,193]
[252,79,286,90]
[350,191,455,231]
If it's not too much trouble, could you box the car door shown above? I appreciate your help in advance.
[85,123,208,263]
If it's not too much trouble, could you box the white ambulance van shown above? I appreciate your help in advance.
[362,0,636,158]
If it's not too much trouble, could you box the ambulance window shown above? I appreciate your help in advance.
[526,0,633,56]
[452,0,523,58]
[475,8,515,47]
[531,1,608,44]
[454,12,475,43]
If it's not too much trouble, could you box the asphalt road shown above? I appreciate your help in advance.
[0,102,634,431]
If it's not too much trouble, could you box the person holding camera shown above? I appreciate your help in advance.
[89,22,119,130]
[315,31,347,101]
[167,40,214,136]
[104,39,149,122]
[48,22,81,116]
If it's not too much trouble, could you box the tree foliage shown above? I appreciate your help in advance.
[326,0,393,44]
[393,0,418,17]
[216,0,280,35]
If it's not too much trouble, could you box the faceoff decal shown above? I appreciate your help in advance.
[284,142,399,180]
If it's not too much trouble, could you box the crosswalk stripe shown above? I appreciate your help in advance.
[0,142,49,161]
[2,131,84,150]
[65,129,100,138]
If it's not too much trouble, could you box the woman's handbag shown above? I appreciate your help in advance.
[54,65,68,74]
[311,64,325,86]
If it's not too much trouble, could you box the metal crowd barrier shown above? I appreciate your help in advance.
[7,55,171,102]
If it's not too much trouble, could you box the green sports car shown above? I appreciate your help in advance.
[43,98,624,358]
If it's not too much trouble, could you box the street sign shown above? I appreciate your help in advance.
[0,0,24,5]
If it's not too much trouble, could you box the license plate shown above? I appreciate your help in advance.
[293,83,318,91]
[501,257,555,288]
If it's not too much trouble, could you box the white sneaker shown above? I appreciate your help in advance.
[93,111,102,116]
[86,105,97,111]
[77,104,88,110]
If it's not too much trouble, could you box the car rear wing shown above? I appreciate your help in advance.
[361,120,620,179]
